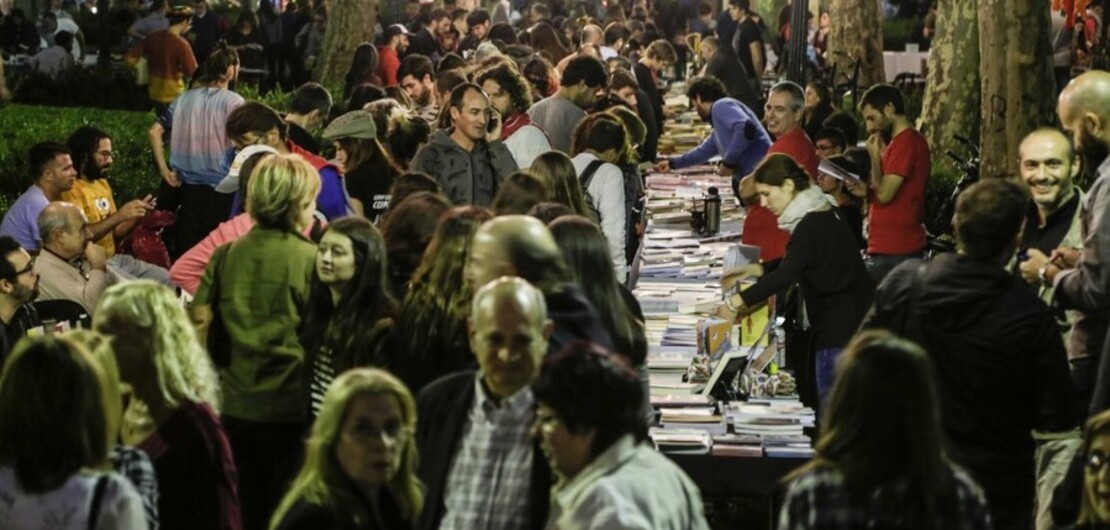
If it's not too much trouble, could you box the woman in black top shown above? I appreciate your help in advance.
[719,154,873,405]
[323,110,403,223]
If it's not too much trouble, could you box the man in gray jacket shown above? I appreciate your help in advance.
[410,82,518,206]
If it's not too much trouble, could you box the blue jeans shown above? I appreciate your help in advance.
[815,347,843,407]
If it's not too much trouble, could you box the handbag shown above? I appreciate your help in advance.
[206,244,233,369]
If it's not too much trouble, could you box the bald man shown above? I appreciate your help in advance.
[1051,71,1110,417]
[416,277,555,530]
[34,201,120,315]
[466,215,613,354]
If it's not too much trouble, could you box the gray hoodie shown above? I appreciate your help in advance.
[409,130,518,206]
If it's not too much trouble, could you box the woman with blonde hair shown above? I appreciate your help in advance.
[0,335,147,529]
[188,152,322,530]
[529,150,594,221]
[393,205,493,392]
[1075,409,1110,528]
[66,330,160,530]
[270,368,422,530]
[96,281,237,530]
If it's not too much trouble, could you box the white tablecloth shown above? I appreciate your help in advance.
[884,51,930,81]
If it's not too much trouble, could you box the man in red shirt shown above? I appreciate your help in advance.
[377,24,410,87]
[738,81,820,264]
[859,84,931,283]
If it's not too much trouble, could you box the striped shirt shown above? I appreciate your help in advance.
[441,377,535,530]
[161,87,245,187]
[309,345,337,417]
[111,444,160,530]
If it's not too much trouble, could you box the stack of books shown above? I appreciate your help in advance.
[723,400,816,458]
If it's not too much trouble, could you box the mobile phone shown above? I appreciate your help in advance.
[487,110,499,133]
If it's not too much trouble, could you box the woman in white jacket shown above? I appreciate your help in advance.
[570,115,628,278]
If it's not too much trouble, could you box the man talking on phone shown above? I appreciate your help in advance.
[411,82,519,206]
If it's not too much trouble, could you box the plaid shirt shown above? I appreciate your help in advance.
[440,376,535,530]
[777,465,991,530]
[111,444,160,530]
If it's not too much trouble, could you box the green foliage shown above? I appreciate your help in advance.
[236,83,293,112]
[0,104,157,218]
[882,17,921,52]
[924,165,960,236]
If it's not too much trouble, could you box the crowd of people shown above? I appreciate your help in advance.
[3,0,1110,529]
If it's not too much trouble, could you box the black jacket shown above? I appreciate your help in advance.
[544,283,614,354]
[705,50,761,117]
[740,209,872,349]
[862,254,1079,517]
[414,371,553,530]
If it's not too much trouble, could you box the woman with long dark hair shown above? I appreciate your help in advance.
[719,154,872,405]
[301,217,397,417]
[393,206,492,392]
[529,151,594,220]
[802,81,835,140]
[778,331,991,530]
[379,192,451,296]
[343,43,381,102]
[322,110,403,223]
[548,216,645,366]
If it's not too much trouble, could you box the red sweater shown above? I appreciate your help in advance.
[742,128,820,262]
[377,46,401,86]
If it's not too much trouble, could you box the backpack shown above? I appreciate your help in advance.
[580,160,647,265]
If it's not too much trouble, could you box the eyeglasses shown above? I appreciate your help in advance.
[7,259,34,279]
[344,420,409,445]
[95,150,114,159]
[1088,452,1110,473]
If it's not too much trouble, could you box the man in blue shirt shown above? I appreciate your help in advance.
[656,75,771,196]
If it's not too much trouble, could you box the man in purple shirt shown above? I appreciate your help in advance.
[0,142,77,251]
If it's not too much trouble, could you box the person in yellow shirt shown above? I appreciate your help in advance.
[62,126,170,284]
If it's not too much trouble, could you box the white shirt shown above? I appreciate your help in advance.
[545,435,709,530]
[0,467,148,530]
[572,152,626,276]
[507,123,551,170]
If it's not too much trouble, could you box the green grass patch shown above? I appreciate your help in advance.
[0,104,158,217]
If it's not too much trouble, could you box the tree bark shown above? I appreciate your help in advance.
[920,0,980,167]
[978,0,1057,179]
[827,0,885,90]
[314,0,377,91]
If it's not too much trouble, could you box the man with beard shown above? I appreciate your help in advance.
[475,62,551,169]
[61,126,170,283]
[0,236,42,367]
[377,23,411,86]
[528,55,608,153]
[409,8,451,60]
[0,142,77,251]
[399,55,439,123]
[655,76,769,191]
[410,83,518,206]
[1047,71,1110,418]
[858,83,931,283]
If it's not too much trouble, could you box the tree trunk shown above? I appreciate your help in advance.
[978,0,1057,179]
[827,0,885,91]
[314,0,377,91]
[920,0,980,168]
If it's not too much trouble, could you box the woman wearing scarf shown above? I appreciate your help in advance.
[718,153,874,406]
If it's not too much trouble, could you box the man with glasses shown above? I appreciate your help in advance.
[34,202,119,316]
[0,236,42,367]
[61,126,170,284]
[814,127,847,158]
